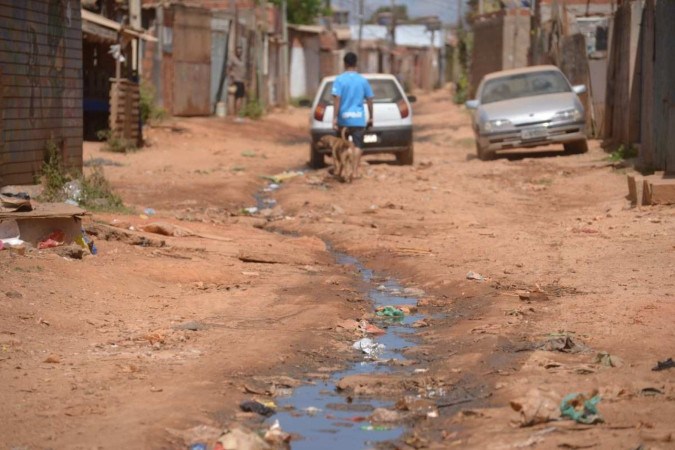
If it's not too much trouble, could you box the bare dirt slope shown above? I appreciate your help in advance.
[1,93,673,450]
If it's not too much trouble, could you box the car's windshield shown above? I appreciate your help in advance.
[480,71,571,104]
[319,79,403,105]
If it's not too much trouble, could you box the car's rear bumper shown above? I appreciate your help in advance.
[311,126,413,154]
[478,121,586,151]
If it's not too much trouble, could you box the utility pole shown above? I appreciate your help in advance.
[358,0,364,54]
[281,0,289,106]
[389,0,396,73]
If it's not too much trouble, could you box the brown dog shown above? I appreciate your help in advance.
[318,128,360,183]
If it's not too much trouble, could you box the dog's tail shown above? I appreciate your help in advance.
[340,127,349,141]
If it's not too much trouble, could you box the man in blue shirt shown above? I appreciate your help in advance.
[332,52,374,173]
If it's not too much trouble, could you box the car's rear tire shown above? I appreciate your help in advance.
[309,145,326,169]
[564,139,589,154]
[396,146,414,165]
[476,141,495,161]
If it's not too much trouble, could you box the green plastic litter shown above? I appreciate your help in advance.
[360,424,390,431]
[376,306,404,318]
[560,393,603,424]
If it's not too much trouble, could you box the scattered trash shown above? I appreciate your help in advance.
[540,334,588,353]
[63,181,82,204]
[352,338,385,358]
[360,424,391,431]
[263,183,280,192]
[263,420,291,446]
[263,171,303,184]
[652,358,675,371]
[241,150,257,157]
[0,192,32,212]
[144,208,156,216]
[640,387,663,396]
[466,271,485,281]
[363,322,386,335]
[560,392,603,424]
[376,306,404,318]
[510,388,561,427]
[242,206,259,215]
[595,352,623,368]
[214,426,270,450]
[38,230,65,249]
[239,400,276,417]
[304,406,321,416]
[189,444,207,450]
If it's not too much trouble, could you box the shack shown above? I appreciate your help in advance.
[0,0,83,186]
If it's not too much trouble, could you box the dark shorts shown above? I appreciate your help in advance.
[339,126,366,148]
[234,81,245,99]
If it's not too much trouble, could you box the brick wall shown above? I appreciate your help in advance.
[0,0,83,186]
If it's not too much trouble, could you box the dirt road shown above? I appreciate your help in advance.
[1,92,673,449]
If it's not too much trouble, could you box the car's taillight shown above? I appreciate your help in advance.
[397,99,409,119]
[314,102,327,121]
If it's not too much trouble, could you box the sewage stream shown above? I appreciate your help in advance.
[250,176,431,449]
[268,253,427,449]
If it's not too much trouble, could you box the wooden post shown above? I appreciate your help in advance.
[281,0,289,106]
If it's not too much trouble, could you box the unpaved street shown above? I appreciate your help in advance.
[1,92,674,449]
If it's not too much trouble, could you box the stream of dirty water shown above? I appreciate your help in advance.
[268,253,427,449]
[252,177,430,449]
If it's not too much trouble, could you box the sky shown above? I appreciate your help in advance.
[331,0,466,26]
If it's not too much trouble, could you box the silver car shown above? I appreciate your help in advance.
[309,74,415,168]
[466,65,588,161]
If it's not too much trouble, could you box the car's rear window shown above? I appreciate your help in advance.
[319,79,403,105]
[480,71,571,104]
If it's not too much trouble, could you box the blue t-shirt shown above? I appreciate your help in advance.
[332,71,374,127]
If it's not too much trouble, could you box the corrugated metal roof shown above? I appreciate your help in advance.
[349,24,444,48]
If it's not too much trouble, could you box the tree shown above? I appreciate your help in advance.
[270,0,327,25]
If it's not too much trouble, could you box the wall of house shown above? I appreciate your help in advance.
[0,0,83,186]
[471,13,503,96]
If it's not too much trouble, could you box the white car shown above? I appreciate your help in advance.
[309,73,416,167]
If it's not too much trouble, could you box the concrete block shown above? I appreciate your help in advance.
[644,178,675,205]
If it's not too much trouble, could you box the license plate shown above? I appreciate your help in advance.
[363,134,378,144]
[521,127,548,140]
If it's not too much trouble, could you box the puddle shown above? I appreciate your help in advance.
[269,251,427,449]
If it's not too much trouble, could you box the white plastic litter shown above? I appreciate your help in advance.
[352,338,385,358]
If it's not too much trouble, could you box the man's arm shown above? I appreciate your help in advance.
[332,95,341,131]
[366,97,374,129]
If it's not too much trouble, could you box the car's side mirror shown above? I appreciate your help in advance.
[407,95,417,103]
[465,99,480,109]
[572,85,587,95]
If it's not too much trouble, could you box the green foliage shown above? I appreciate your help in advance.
[453,73,470,104]
[38,141,128,212]
[78,166,128,212]
[139,82,167,124]
[39,140,70,202]
[270,0,327,25]
[96,130,137,153]
[240,97,265,120]
[453,27,473,105]
[609,144,638,162]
